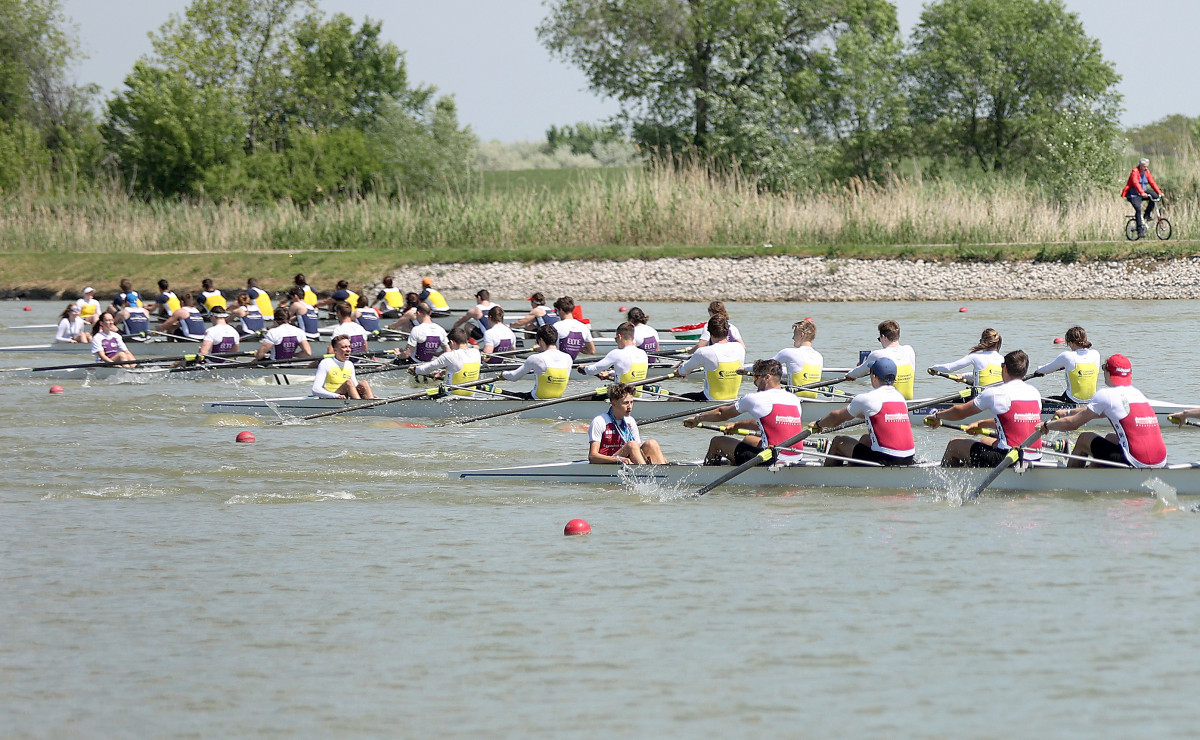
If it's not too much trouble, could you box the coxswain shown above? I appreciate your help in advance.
[1031,326,1100,403]
[674,316,745,401]
[312,335,375,399]
[412,327,481,396]
[773,319,823,398]
[76,286,101,326]
[552,296,595,360]
[452,288,496,339]
[625,307,659,353]
[147,279,181,318]
[287,287,321,341]
[811,358,915,467]
[197,305,240,359]
[500,325,573,400]
[293,273,318,306]
[158,292,206,341]
[399,303,449,362]
[374,275,405,318]
[91,313,136,365]
[845,320,917,400]
[481,306,517,363]
[928,328,1003,387]
[578,323,648,383]
[245,278,274,318]
[255,307,313,361]
[510,292,558,330]
[419,277,451,315]
[684,358,805,467]
[330,301,371,354]
[690,301,745,351]
[317,279,359,311]
[588,382,667,465]
[199,278,228,314]
[55,304,91,343]
[925,350,1042,467]
[1041,354,1166,468]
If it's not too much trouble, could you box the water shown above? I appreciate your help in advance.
[4,299,1200,737]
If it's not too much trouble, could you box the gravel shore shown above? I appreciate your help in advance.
[391,256,1200,302]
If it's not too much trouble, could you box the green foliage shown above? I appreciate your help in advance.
[909,0,1122,177]
[371,96,476,199]
[0,119,52,190]
[545,122,624,156]
[1124,115,1199,158]
[1029,110,1121,197]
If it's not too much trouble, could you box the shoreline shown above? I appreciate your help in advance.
[4,255,1199,302]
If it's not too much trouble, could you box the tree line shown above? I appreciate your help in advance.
[0,0,1148,205]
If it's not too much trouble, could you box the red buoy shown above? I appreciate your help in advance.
[564,519,591,536]
[235,431,256,443]
[618,305,627,312]
[48,385,64,394]
[22,306,31,311]
[1053,336,1066,344]
[958,307,968,313]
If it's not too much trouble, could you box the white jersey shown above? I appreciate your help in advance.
[261,324,309,356]
[482,323,517,352]
[931,350,1004,387]
[311,357,358,398]
[677,341,746,400]
[414,347,482,378]
[773,345,823,393]
[201,324,241,352]
[501,347,573,399]
[1086,385,1167,468]
[553,318,594,358]
[583,345,649,383]
[698,322,742,344]
[75,297,101,318]
[733,387,806,462]
[1037,348,1101,402]
[588,412,643,452]
[407,322,449,358]
[848,344,917,400]
[971,378,1043,460]
[90,330,129,359]
[332,321,370,344]
[632,324,660,351]
[846,384,915,457]
[56,317,86,343]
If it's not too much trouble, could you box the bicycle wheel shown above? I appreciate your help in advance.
[1125,218,1140,241]
[1156,217,1172,240]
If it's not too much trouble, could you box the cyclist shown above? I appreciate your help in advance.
[1121,158,1162,238]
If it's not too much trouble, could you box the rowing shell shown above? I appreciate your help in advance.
[448,460,1200,495]
[0,365,317,384]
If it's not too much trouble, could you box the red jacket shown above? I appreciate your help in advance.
[1121,167,1161,197]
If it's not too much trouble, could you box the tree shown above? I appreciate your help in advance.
[908,0,1121,174]
[1125,115,1198,158]
[371,96,476,199]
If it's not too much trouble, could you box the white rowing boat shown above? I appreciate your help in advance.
[447,460,1200,495]
[0,336,412,356]
[0,364,318,384]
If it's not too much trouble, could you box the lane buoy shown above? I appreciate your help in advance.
[49,385,64,394]
[564,519,591,536]
[618,305,627,312]
[958,307,968,313]
[23,306,31,311]
[235,431,256,443]
[1053,337,1065,344]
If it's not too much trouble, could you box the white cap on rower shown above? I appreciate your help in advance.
[83,286,95,294]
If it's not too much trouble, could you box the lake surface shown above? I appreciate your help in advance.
[3,298,1200,738]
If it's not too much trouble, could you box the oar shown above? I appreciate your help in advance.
[148,330,202,343]
[1168,415,1200,428]
[26,350,255,372]
[963,427,1046,503]
[688,422,827,451]
[433,373,676,428]
[927,419,1071,453]
[695,390,969,497]
[279,377,499,423]
[928,368,972,385]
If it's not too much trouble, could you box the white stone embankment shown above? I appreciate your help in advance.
[389,256,1200,302]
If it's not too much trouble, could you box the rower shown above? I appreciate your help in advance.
[1041,354,1166,469]
[287,287,321,341]
[353,295,382,334]
[293,273,318,306]
[115,296,152,339]
[674,316,745,401]
[76,286,101,326]
[1031,326,1100,403]
[412,327,481,397]
[588,382,667,465]
[374,275,404,318]
[55,304,91,343]
[626,307,659,353]
[330,301,370,354]
[158,293,206,340]
[317,279,359,310]
[481,306,517,363]
[91,313,136,365]
[684,359,805,466]
[112,278,143,312]
[578,323,648,383]
[197,305,240,360]
[773,319,823,398]
[500,325,572,400]
[419,277,451,316]
[230,293,266,338]
[510,292,558,330]
[928,328,1003,387]
[925,350,1042,467]
[690,301,745,351]
[386,292,422,332]
[312,335,375,399]
[245,278,274,318]
[552,296,595,360]
[148,279,180,318]
[811,358,915,467]
[399,303,449,362]
[255,307,313,361]
[845,320,916,400]
[199,278,228,314]
[452,288,496,339]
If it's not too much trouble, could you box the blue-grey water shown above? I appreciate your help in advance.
[3,298,1200,738]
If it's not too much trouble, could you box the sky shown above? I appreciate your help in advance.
[61,0,1198,142]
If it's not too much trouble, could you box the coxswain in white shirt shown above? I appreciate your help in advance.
[552,296,595,359]
[197,305,241,359]
[500,325,573,400]
[255,308,313,361]
[1030,325,1101,403]
[587,382,667,465]
[91,313,136,365]
[55,303,91,343]
[675,316,746,401]
[312,336,375,399]
[773,319,823,397]
[925,350,1043,467]
[578,323,648,383]
[481,306,517,363]
[690,300,745,352]
[412,328,481,397]
[330,301,371,354]
[75,286,101,326]
[928,328,1004,388]
[812,358,916,467]
[846,319,917,400]
[1042,354,1166,468]
[684,359,806,466]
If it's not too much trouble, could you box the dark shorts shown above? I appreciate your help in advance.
[679,390,710,402]
[733,440,770,465]
[968,441,1008,468]
[851,443,914,467]
[1088,436,1131,466]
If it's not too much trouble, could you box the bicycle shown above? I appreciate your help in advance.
[1125,194,1172,240]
